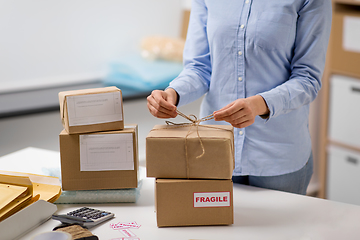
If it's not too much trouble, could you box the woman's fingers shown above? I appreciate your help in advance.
[147,101,175,118]
[147,90,177,118]
[213,102,237,121]
[213,99,256,128]
[214,100,247,121]
[152,90,176,111]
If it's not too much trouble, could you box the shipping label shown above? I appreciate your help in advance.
[193,192,231,208]
[67,91,122,126]
[343,16,360,53]
[80,133,134,171]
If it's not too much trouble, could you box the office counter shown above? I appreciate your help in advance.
[19,174,360,240]
[1,98,359,240]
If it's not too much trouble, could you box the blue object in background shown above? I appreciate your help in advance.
[103,54,183,98]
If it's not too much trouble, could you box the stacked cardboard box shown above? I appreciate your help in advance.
[146,124,234,227]
[331,3,360,77]
[58,87,138,191]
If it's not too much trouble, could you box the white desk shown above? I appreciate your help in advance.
[18,174,360,240]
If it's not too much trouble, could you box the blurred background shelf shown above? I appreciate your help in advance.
[318,0,360,205]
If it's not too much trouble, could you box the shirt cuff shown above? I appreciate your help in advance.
[259,90,285,122]
[167,80,198,107]
[165,87,180,106]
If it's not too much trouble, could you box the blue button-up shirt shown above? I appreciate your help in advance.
[169,0,332,176]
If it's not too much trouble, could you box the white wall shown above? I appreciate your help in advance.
[0,0,183,92]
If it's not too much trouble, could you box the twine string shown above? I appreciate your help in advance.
[164,110,215,178]
[166,110,215,158]
[153,110,233,179]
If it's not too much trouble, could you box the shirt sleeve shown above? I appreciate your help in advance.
[167,0,211,107]
[259,0,332,120]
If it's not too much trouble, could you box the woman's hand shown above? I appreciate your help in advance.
[147,88,178,118]
[213,95,269,128]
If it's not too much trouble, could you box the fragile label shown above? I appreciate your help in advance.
[193,192,231,208]
[67,91,122,126]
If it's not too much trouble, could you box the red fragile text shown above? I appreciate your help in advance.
[195,196,228,203]
[193,192,231,207]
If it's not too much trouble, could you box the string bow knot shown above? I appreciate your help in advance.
[165,110,214,160]
[155,109,233,179]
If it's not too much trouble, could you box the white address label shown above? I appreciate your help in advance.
[193,192,231,208]
[79,133,134,171]
[343,16,360,53]
[67,91,122,126]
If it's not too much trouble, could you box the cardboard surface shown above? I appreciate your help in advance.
[59,86,124,134]
[146,124,234,179]
[181,9,190,40]
[334,0,360,6]
[332,5,360,78]
[59,125,139,191]
[155,179,233,227]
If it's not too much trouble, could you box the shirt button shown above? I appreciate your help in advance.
[238,51,243,56]
[240,24,245,29]
[238,77,243,81]
[245,0,250,3]
[239,130,244,136]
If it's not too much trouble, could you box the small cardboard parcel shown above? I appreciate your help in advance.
[59,125,139,191]
[331,2,360,78]
[59,86,124,134]
[146,124,234,179]
[155,179,233,227]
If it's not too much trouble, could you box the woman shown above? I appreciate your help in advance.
[147,0,332,195]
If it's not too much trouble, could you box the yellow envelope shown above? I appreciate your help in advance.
[0,183,29,210]
[0,171,61,222]
[0,174,34,221]
[0,171,61,203]
[0,193,32,221]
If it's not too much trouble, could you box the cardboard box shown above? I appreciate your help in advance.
[155,179,233,227]
[59,125,138,191]
[181,9,190,40]
[332,5,360,78]
[333,0,360,6]
[146,124,234,179]
[59,86,124,134]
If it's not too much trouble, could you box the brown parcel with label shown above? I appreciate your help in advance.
[59,125,138,191]
[155,179,233,227]
[146,125,234,179]
[332,5,360,78]
[59,86,124,134]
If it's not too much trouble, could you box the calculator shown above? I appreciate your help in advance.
[52,207,115,228]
